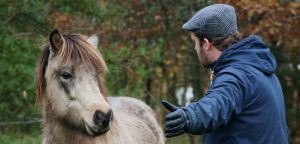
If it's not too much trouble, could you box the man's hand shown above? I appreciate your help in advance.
[161,100,189,138]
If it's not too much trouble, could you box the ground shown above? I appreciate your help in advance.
[0,131,203,144]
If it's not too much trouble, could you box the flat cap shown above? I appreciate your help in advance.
[182,4,237,39]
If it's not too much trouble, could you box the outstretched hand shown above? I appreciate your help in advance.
[161,100,189,138]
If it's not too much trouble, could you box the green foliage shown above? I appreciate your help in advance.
[0,131,42,144]
[0,28,40,121]
[103,38,163,98]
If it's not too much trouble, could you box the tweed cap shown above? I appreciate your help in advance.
[182,4,237,39]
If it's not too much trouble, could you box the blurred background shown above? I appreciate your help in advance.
[0,0,300,143]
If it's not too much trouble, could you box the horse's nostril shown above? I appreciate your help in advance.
[107,109,113,121]
[93,110,113,128]
[94,110,105,126]
[103,110,113,126]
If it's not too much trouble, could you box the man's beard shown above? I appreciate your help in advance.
[199,47,210,69]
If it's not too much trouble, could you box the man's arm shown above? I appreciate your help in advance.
[186,72,246,134]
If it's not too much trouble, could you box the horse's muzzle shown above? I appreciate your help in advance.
[86,109,113,136]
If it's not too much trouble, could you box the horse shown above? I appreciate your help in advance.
[35,30,165,144]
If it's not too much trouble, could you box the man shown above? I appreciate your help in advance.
[162,4,289,144]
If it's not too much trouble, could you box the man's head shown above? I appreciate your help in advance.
[183,4,241,68]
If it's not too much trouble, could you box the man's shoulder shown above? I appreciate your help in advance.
[215,65,259,84]
[216,66,246,77]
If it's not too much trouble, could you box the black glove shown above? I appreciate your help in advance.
[161,100,189,138]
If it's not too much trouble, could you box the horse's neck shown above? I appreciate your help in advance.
[42,103,104,144]
[42,103,131,144]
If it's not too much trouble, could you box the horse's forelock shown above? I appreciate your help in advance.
[35,33,108,104]
[59,34,107,70]
[61,34,108,98]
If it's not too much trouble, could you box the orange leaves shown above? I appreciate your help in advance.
[48,12,73,29]
[216,0,300,60]
[47,11,90,32]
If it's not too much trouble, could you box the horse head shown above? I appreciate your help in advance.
[35,30,113,136]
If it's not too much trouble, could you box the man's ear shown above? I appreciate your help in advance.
[203,38,212,51]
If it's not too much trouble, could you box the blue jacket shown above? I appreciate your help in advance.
[185,35,289,144]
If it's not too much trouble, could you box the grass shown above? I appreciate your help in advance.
[0,133,42,144]
[166,134,203,144]
[0,131,202,144]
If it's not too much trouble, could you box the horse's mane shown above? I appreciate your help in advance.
[35,33,108,104]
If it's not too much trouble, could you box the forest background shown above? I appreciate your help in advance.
[1,0,300,143]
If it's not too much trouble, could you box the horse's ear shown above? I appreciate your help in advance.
[87,34,99,48]
[49,29,64,55]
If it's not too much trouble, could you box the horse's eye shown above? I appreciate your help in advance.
[61,71,72,80]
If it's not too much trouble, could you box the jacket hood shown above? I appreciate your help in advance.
[210,35,277,75]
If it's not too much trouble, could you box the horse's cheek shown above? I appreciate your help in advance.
[46,86,69,117]
[67,101,85,124]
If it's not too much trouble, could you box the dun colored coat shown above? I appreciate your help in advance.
[35,30,164,144]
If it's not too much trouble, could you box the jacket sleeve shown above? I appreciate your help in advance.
[185,72,247,134]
